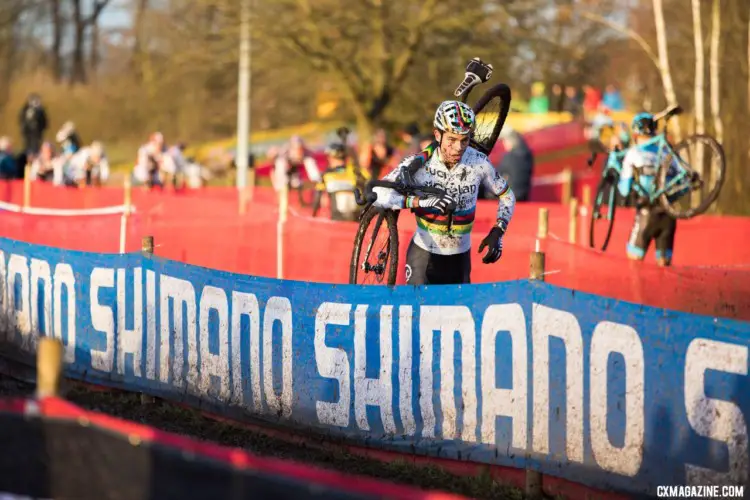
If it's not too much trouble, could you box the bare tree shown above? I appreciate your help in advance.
[50,0,63,81]
[709,0,722,143]
[71,0,111,84]
[689,0,705,207]
[653,0,681,140]
[257,0,470,137]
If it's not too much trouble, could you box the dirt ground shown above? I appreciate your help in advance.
[0,374,529,500]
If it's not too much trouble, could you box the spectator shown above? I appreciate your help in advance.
[528,82,549,114]
[29,142,59,183]
[168,142,189,189]
[55,121,82,157]
[0,136,17,180]
[494,127,534,202]
[134,132,176,188]
[19,93,48,157]
[550,84,564,112]
[359,128,394,180]
[398,122,421,157]
[418,133,433,150]
[582,85,602,117]
[602,84,625,111]
[63,141,109,187]
[563,86,582,117]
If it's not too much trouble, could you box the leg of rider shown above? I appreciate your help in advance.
[273,157,288,192]
[405,239,431,285]
[655,212,677,267]
[626,208,650,261]
[460,251,471,284]
[424,252,471,285]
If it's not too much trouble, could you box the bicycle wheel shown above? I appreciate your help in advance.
[657,134,726,219]
[349,206,399,285]
[589,172,618,251]
[471,83,511,157]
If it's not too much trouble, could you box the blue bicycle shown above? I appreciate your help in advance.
[588,105,726,251]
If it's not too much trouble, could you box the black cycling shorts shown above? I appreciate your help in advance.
[405,240,471,285]
[627,207,677,261]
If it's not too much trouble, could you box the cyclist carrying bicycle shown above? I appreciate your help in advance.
[372,100,516,285]
[313,142,369,222]
[617,112,691,267]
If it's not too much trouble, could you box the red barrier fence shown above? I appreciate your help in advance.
[1,181,748,320]
[0,396,462,500]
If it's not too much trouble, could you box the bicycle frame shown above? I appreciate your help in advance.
[596,111,695,205]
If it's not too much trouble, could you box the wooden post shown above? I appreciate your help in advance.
[141,236,154,255]
[561,167,573,205]
[526,248,544,498]
[537,208,549,239]
[582,184,591,208]
[530,247,546,282]
[277,185,289,280]
[36,337,63,398]
[239,187,247,215]
[120,178,132,254]
[568,197,579,244]
[140,236,156,405]
[23,164,32,210]
[580,185,591,243]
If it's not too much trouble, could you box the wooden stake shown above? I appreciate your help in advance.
[36,337,63,398]
[569,197,579,244]
[582,184,591,208]
[561,167,573,205]
[537,208,549,239]
[526,249,545,497]
[23,164,32,210]
[140,236,156,405]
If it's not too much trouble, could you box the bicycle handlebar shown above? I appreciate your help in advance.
[354,179,455,232]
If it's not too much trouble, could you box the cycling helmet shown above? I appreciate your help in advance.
[433,100,475,135]
[631,112,656,136]
[90,141,105,159]
[325,142,347,160]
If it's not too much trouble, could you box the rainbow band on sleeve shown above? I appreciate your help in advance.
[413,141,438,167]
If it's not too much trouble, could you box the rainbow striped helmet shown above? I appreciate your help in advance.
[433,100,475,135]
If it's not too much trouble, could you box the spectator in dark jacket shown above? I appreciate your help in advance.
[0,136,18,180]
[495,127,534,202]
[19,93,48,156]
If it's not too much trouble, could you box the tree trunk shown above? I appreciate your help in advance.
[709,0,722,144]
[652,0,681,141]
[90,18,100,72]
[71,0,86,84]
[132,0,149,81]
[50,0,62,81]
[690,0,705,208]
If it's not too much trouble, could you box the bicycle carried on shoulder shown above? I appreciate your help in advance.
[348,57,512,285]
[588,105,726,251]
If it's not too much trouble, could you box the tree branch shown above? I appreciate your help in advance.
[390,0,438,87]
[579,10,661,72]
[84,0,111,25]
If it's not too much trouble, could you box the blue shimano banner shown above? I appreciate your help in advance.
[0,237,748,496]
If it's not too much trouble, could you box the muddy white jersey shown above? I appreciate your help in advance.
[373,147,515,255]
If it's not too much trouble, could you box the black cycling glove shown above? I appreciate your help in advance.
[478,226,505,264]
[407,193,455,215]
